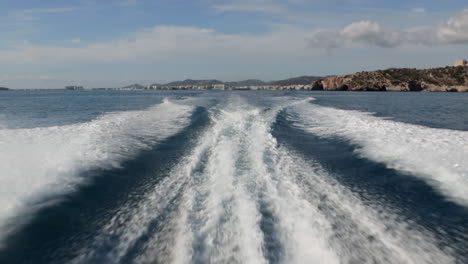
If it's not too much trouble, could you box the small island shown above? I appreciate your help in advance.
[0,87,9,91]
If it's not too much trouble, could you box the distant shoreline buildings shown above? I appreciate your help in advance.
[213,84,225,90]
[137,84,312,91]
[455,59,468,67]
[2,64,467,92]
[65,86,84,90]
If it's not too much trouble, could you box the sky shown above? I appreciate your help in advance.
[0,0,467,89]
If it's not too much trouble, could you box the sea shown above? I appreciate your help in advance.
[0,90,467,264]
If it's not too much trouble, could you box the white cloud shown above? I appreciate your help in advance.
[10,7,81,21]
[0,75,56,82]
[437,9,468,44]
[70,38,81,43]
[0,24,321,88]
[3,9,467,67]
[212,0,287,14]
[309,9,468,48]
[412,8,426,14]
[0,25,313,65]
[119,0,141,6]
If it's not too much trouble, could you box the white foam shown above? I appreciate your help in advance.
[170,96,339,263]
[0,99,194,238]
[72,98,268,264]
[183,110,266,264]
[276,148,454,264]
[72,96,455,264]
[244,119,340,264]
[230,97,452,263]
[291,102,468,207]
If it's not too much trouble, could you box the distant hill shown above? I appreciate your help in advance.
[225,79,267,87]
[165,79,223,86]
[155,76,323,87]
[270,76,322,86]
[312,66,468,92]
[0,87,9,91]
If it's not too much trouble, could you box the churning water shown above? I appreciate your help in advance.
[0,91,467,264]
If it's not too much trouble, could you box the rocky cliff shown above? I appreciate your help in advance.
[312,66,468,92]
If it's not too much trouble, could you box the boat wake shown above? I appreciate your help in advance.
[289,101,468,207]
[70,96,455,264]
[0,99,194,241]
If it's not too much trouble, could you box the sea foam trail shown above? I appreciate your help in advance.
[290,102,468,207]
[73,97,270,264]
[234,99,452,264]
[153,96,337,264]
[275,148,454,264]
[73,96,454,264]
[0,99,193,239]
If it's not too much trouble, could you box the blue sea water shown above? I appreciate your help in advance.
[0,90,467,264]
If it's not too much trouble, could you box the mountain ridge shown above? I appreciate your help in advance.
[146,75,323,88]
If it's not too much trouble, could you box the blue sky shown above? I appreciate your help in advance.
[1,0,467,88]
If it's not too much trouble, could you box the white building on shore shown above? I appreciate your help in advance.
[213,84,225,90]
[455,59,467,67]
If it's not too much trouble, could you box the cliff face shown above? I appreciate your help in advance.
[312,67,468,92]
